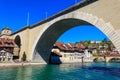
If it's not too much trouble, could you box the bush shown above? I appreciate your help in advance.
[22,51,27,61]
[92,52,98,57]
[94,57,98,62]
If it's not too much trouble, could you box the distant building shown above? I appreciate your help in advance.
[50,42,93,63]
[90,41,101,44]
[83,49,93,62]
[0,27,15,62]
[0,38,15,53]
[0,50,13,62]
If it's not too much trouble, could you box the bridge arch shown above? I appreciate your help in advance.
[109,57,120,62]
[14,35,21,59]
[14,35,21,48]
[31,12,120,63]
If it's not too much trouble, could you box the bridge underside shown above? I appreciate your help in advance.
[32,18,97,63]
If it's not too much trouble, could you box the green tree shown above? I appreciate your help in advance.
[92,52,98,57]
[22,51,27,61]
[106,41,112,51]
[100,41,104,47]
[92,52,98,62]
[103,38,108,43]
[100,38,108,49]
[84,40,91,48]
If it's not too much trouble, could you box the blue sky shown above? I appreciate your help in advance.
[0,0,108,43]
[57,25,109,43]
[0,0,82,31]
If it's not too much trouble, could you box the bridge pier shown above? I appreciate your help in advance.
[105,57,109,63]
[105,57,114,63]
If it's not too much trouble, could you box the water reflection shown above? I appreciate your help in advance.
[15,66,32,80]
[59,63,83,72]
[31,64,54,80]
[0,67,18,80]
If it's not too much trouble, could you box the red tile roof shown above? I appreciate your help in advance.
[54,42,85,51]
[98,51,120,57]
[0,38,15,47]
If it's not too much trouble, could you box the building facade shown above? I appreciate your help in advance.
[50,42,93,63]
[0,27,19,62]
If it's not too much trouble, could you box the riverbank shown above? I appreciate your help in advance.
[0,62,47,68]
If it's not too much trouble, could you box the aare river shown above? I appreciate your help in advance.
[0,62,120,80]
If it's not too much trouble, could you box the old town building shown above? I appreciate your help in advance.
[50,42,93,63]
[0,27,15,62]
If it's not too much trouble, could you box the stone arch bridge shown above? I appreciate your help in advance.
[105,56,120,62]
[12,0,120,63]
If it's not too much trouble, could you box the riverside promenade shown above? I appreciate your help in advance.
[0,62,46,67]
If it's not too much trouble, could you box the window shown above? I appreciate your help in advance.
[64,54,66,57]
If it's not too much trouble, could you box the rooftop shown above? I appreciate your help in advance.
[1,27,11,31]
[0,38,15,47]
[54,42,85,51]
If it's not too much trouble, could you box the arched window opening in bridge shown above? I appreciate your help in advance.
[14,35,21,60]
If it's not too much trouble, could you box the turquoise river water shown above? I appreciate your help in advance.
[0,63,120,80]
